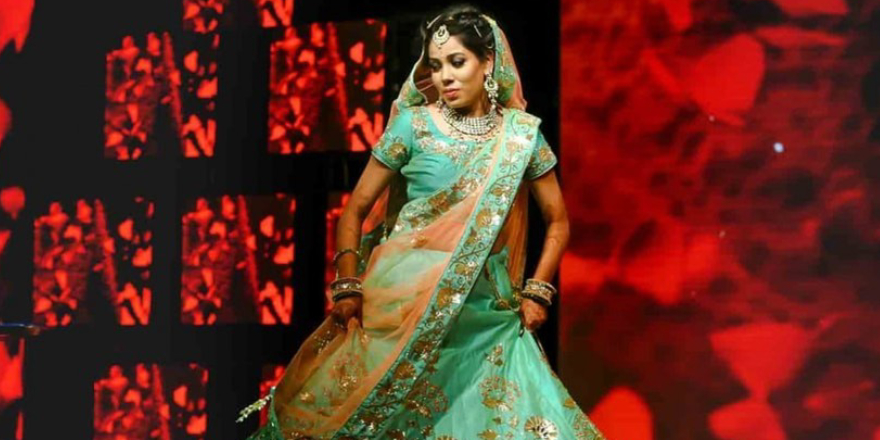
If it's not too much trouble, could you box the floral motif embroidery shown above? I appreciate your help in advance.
[404,379,448,418]
[479,375,522,411]
[373,133,409,170]
[524,134,557,180]
[323,352,367,405]
[524,416,559,440]
[484,344,504,366]
[572,412,603,439]
[478,429,499,440]
[412,107,483,165]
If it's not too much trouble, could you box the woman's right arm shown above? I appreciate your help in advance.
[334,157,398,277]
[330,156,398,325]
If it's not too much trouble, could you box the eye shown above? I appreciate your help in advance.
[452,58,465,67]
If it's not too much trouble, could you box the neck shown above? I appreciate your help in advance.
[456,97,491,118]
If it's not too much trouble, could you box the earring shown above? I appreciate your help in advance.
[484,74,499,113]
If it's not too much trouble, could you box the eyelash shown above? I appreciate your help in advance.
[431,60,465,71]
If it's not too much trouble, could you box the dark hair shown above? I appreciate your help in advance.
[419,4,495,65]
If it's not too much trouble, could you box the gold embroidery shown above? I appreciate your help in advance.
[412,107,482,164]
[297,391,315,404]
[572,412,604,439]
[437,287,462,308]
[387,141,407,160]
[524,416,559,439]
[374,132,408,169]
[393,361,416,382]
[563,397,577,409]
[403,379,448,418]
[508,414,520,429]
[526,137,556,179]
[479,430,500,440]
[485,344,504,366]
[479,375,521,411]
[324,352,366,404]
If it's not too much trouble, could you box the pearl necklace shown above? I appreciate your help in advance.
[439,100,500,137]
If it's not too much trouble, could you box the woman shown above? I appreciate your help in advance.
[240,6,606,439]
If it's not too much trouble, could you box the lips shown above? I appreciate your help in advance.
[443,89,459,98]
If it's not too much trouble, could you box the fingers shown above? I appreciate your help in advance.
[330,299,363,327]
[519,303,547,332]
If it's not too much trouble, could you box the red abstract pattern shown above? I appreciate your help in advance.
[181,195,295,325]
[0,2,33,433]
[105,24,221,159]
[93,363,208,440]
[559,0,880,439]
[0,187,25,319]
[105,33,183,160]
[0,0,35,153]
[182,0,225,157]
[33,197,153,326]
[0,339,23,440]
[256,0,293,28]
[267,20,385,153]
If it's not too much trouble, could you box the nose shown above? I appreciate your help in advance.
[440,64,453,84]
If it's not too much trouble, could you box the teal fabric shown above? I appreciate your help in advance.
[372,106,558,203]
[379,247,605,439]
[249,106,604,440]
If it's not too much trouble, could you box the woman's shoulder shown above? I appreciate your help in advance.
[504,108,543,128]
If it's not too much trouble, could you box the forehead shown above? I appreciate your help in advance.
[427,35,473,59]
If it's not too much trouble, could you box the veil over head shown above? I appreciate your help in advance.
[394,13,526,114]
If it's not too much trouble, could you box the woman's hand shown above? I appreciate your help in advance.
[519,298,548,331]
[330,296,363,326]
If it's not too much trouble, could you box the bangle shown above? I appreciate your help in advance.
[521,278,556,306]
[333,248,361,266]
[521,291,551,307]
[330,276,364,302]
[332,290,363,302]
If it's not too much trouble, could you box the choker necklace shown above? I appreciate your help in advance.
[438,100,499,137]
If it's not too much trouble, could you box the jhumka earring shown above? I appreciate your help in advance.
[484,73,499,113]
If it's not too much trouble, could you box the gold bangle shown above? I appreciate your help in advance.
[330,276,363,302]
[522,278,556,306]
[333,248,361,266]
[332,290,363,302]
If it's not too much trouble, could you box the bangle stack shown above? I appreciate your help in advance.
[330,276,363,302]
[520,278,557,307]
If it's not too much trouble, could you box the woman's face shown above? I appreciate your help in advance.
[427,35,493,111]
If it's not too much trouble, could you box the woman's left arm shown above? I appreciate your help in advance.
[519,169,569,331]
[528,169,570,283]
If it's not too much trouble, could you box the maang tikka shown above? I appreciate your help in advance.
[432,24,450,47]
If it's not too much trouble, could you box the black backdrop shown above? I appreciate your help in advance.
[0,0,560,438]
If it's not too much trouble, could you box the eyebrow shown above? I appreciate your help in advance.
[428,52,466,61]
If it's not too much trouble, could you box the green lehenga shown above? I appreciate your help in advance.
[241,14,605,440]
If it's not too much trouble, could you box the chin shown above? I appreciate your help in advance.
[445,98,472,109]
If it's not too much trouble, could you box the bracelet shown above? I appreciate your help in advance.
[330,276,364,302]
[333,248,361,266]
[520,291,551,307]
[521,278,556,306]
[332,290,363,302]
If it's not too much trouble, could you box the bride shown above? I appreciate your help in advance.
[240,5,606,439]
